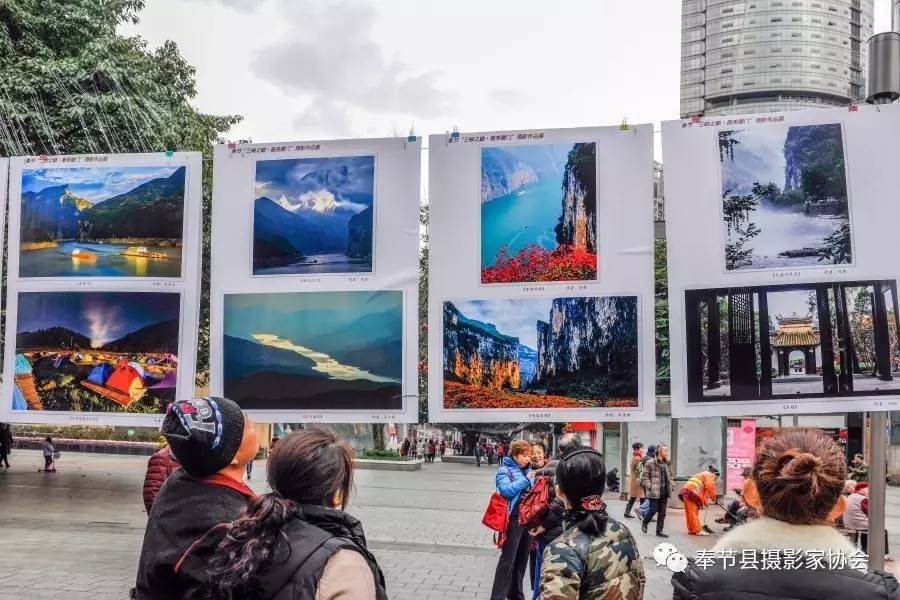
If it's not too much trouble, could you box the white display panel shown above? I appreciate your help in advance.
[428,125,656,422]
[2,152,203,426]
[664,106,900,417]
[210,138,420,423]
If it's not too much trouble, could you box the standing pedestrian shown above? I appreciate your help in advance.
[639,444,673,538]
[489,440,534,600]
[538,448,644,599]
[680,468,718,536]
[474,441,483,467]
[487,442,496,466]
[416,437,426,460]
[400,437,411,458]
[440,439,447,458]
[427,438,437,463]
[134,397,259,600]
[673,428,899,599]
[41,436,56,473]
[142,438,180,513]
[527,441,552,598]
[850,453,869,482]
[636,445,656,520]
[624,442,644,519]
[0,423,13,469]
[201,428,387,600]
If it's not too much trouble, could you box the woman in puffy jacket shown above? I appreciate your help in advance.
[202,427,386,600]
[142,440,180,513]
[672,428,900,600]
[489,439,534,600]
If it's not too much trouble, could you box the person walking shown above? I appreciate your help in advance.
[0,423,13,469]
[490,440,534,600]
[202,427,387,600]
[41,436,56,473]
[673,428,900,600]
[538,448,644,599]
[142,438,180,513]
[639,444,673,538]
[134,397,259,600]
[623,442,644,519]
[680,468,719,536]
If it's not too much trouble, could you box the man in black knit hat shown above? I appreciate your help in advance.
[134,397,259,600]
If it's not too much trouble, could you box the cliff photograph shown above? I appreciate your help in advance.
[13,291,180,413]
[443,296,638,409]
[19,165,186,278]
[223,290,403,410]
[480,142,598,284]
[719,123,852,271]
[253,155,375,275]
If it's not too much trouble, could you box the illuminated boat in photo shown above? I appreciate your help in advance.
[71,248,98,261]
[121,246,167,260]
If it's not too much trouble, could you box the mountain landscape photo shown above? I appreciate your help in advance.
[13,292,180,414]
[442,296,638,409]
[223,290,403,410]
[19,165,186,277]
[481,142,598,284]
[719,123,852,270]
[253,155,375,275]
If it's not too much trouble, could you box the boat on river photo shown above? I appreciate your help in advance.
[121,246,168,260]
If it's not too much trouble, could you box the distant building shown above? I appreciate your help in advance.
[681,0,874,117]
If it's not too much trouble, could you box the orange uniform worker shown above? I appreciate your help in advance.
[680,470,719,536]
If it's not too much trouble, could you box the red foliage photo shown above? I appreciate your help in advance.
[481,244,598,284]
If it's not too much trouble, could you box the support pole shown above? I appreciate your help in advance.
[869,411,887,571]
[620,422,629,501]
[671,418,679,477]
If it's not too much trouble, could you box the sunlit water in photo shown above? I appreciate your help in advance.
[19,241,182,278]
[481,180,561,266]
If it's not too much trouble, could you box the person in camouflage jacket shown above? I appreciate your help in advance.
[538,449,644,600]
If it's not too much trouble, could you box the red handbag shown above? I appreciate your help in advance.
[518,476,551,529]
[482,491,510,533]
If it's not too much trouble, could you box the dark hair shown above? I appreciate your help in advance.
[45,436,51,443]
[753,428,846,525]
[531,441,547,455]
[632,442,643,450]
[203,427,354,599]
[558,433,583,458]
[556,449,608,536]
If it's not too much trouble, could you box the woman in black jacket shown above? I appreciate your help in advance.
[201,428,387,600]
[672,428,900,600]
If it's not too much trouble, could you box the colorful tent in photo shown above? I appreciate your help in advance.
[53,355,74,369]
[81,364,147,407]
[87,362,115,386]
[147,370,177,389]
[128,361,146,378]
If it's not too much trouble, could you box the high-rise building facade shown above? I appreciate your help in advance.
[681,0,874,117]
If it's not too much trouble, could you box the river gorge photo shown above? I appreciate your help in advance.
[719,123,852,271]
[19,166,186,278]
[443,296,638,409]
[480,142,598,284]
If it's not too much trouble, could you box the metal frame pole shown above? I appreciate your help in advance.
[620,422,629,501]
[869,411,887,571]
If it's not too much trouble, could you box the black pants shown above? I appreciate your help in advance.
[860,531,889,554]
[0,453,8,468]
[44,455,53,470]
[643,496,668,534]
[491,515,532,600]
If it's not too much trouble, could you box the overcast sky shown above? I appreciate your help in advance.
[127,1,892,146]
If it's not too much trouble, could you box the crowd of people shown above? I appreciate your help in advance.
[96,401,897,600]
[399,435,447,462]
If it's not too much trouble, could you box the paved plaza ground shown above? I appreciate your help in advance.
[1,450,900,600]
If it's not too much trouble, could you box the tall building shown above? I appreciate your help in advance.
[681,0,874,117]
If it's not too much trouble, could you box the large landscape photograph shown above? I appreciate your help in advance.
[480,142,598,284]
[719,123,852,271]
[253,155,375,275]
[443,296,638,409]
[224,290,403,410]
[13,292,180,413]
[19,166,186,278]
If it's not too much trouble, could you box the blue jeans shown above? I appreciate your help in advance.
[532,539,548,600]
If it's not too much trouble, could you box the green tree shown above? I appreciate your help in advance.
[0,0,241,386]
[654,240,670,394]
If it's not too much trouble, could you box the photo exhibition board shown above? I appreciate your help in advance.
[663,104,900,418]
[210,138,421,423]
[1,152,204,426]
[427,125,656,423]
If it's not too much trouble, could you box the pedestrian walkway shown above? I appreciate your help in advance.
[0,450,897,599]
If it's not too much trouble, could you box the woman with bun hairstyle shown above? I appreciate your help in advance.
[201,427,386,600]
[673,428,900,600]
[539,449,644,600]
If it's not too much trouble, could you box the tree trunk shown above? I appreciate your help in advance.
[373,424,386,451]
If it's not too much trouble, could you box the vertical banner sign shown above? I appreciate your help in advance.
[726,418,756,493]
[427,125,656,423]
[663,105,900,417]
[210,138,421,423]
[1,153,203,426]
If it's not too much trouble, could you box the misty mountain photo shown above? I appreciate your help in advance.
[443,296,638,409]
[481,142,598,284]
[13,292,180,414]
[253,155,375,275]
[719,123,852,270]
[224,290,403,410]
[19,165,186,277]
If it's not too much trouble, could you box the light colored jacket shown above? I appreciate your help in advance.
[842,492,869,531]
